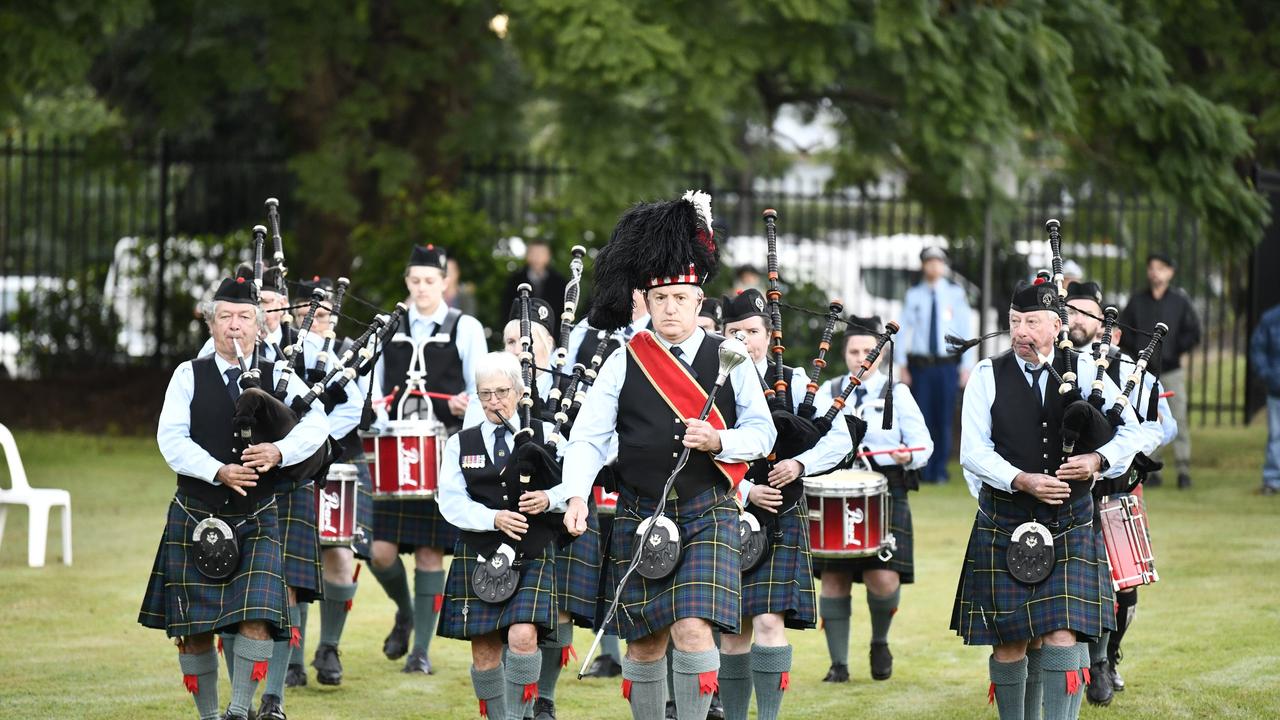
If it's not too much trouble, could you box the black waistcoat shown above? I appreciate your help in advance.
[456,423,555,556]
[381,307,465,431]
[616,333,738,499]
[178,355,278,513]
[575,327,621,369]
[989,350,1089,503]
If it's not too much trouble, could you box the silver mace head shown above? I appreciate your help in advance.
[716,336,750,380]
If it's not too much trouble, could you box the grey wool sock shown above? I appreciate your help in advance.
[538,621,573,701]
[671,648,719,720]
[602,633,622,662]
[622,655,668,720]
[319,580,357,647]
[219,632,237,680]
[1024,647,1043,720]
[413,569,445,654]
[717,652,752,720]
[1040,644,1082,720]
[819,595,852,666]
[989,654,1028,720]
[262,604,301,702]
[228,636,274,717]
[179,649,220,720]
[471,664,507,720]
[369,557,413,615]
[505,650,542,720]
[1067,643,1089,717]
[867,588,900,644]
[750,644,792,720]
[294,603,308,662]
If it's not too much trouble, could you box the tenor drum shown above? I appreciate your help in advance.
[1099,493,1158,591]
[593,486,619,516]
[361,419,446,500]
[316,463,358,546]
[804,470,890,558]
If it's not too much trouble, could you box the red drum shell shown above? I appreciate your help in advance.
[594,485,618,516]
[361,419,445,500]
[803,470,889,558]
[1099,493,1159,591]
[317,463,358,545]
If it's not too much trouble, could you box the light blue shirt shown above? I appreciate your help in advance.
[802,371,935,474]
[299,333,366,441]
[156,352,328,484]
[438,418,562,532]
[959,349,1147,498]
[895,279,974,370]
[372,302,488,426]
[555,328,776,506]
[1111,352,1177,453]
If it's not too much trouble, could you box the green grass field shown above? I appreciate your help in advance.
[1,426,1277,719]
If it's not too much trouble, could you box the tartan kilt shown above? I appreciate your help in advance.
[138,492,290,640]
[372,497,459,553]
[556,495,602,628]
[812,484,916,584]
[605,486,741,642]
[278,481,323,602]
[352,458,375,560]
[740,500,816,629]
[950,489,1113,646]
[438,539,558,641]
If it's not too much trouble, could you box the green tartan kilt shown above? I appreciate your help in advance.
[950,489,1113,646]
[437,539,558,641]
[556,495,602,628]
[605,486,741,642]
[277,481,323,602]
[740,500,816,629]
[138,492,290,640]
[372,496,459,553]
[812,484,915,583]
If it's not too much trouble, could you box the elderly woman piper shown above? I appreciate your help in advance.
[437,352,567,720]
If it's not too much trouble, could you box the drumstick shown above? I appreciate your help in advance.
[855,446,927,458]
[1159,391,1174,399]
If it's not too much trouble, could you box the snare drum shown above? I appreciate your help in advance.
[804,470,889,558]
[1099,493,1158,591]
[593,486,619,516]
[316,463,358,546]
[361,419,446,500]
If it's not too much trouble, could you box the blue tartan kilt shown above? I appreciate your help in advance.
[372,497,459,553]
[605,486,741,642]
[138,492,290,640]
[950,489,1113,646]
[438,539,558,641]
[812,484,916,583]
[278,481,323,602]
[556,496,602,628]
[741,500,816,629]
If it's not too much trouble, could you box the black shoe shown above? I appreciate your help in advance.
[402,648,432,674]
[823,662,850,682]
[256,694,287,720]
[1110,657,1125,692]
[313,643,343,686]
[707,691,725,720]
[870,642,893,681]
[533,697,557,720]
[1146,471,1163,487]
[664,700,678,720]
[283,662,307,688]
[582,655,623,678]
[383,610,413,660]
[1086,660,1113,706]
[1178,472,1191,489]
[221,713,247,720]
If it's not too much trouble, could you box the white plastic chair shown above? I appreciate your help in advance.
[0,423,72,567]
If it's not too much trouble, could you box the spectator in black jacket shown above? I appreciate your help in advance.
[1118,251,1201,488]
[501,238,568,335]
[1249,302,1280,495]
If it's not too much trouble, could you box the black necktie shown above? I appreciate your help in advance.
[224,367,242,403]
[1025,364,1046,408]
[929,289,940,356]
[854,385,867,408]
[671,346,698,378]
[492,425,510,471]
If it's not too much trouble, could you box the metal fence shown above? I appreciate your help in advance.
[0,135,1263,425]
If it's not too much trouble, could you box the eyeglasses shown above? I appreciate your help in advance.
[477,387,513,401]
